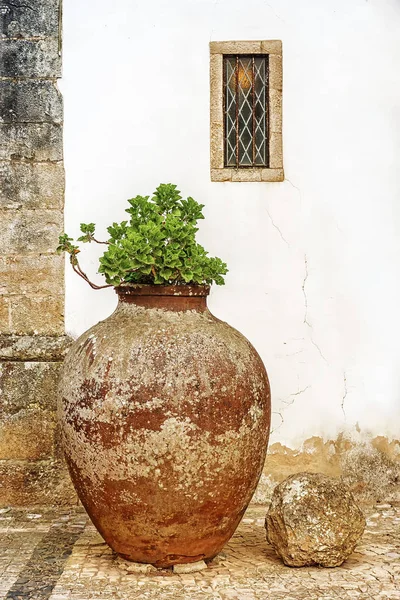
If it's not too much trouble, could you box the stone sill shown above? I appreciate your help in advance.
[211,168,284,182]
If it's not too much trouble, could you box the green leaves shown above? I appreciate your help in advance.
[153,183,182,213]
[107,221,128,242]
[57,233,77,255]
[58,184,228,288]
[57,234,80,266]
[77,223,95,241]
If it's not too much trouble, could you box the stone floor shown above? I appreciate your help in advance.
[0,503,399,600]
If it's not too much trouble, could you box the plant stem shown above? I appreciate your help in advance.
[71,257,113,290]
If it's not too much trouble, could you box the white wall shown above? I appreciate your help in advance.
[61,0,400,448]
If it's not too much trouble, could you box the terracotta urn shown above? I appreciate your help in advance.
[59,285,271,567]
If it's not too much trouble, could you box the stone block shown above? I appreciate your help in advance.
[265,472,365,567]
[0,360,62,460]
[0,334,71,361]
[0,80,62,123]
[0,161,64,209]
[210,53,223,123]
[210,168,232,182]
[269,88,282,133]
[0,458,77,507]
[211,167,285,183]
[116,558,157,574]
[173,560,208,574]
[0,254,64,296]
[269,133,283,169]
[231,168,262,182]
[0,360,62,412]
[210,122,224,169]
[269,54,283,91]
[0,208,63,254]
[0,407,55,460]
[0,123,63,161]
[210,41,262,55]
[0,0,59,39]
[261,40,282,55]
[0,296,10,333]
[261,168,284,182]
[9,294,64,335]
[0,39,61,78]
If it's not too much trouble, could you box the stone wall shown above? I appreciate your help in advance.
[0,0,76,505]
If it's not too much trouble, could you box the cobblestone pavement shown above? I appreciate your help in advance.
[0,503,399,600]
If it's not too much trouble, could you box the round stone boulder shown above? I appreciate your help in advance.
[265,472,366,567]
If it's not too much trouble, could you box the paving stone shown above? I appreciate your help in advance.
[173,560,208,574]
[0,504,399,599]
[115,558,157,574]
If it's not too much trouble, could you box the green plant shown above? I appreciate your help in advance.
[57,184,228,288]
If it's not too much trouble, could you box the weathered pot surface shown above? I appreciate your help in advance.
[59,285,271,567]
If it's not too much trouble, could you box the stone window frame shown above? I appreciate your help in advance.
[210,40,283,182]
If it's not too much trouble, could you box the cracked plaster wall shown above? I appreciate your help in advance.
[61,0,400,499]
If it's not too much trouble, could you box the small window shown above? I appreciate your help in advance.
[224,55,269,168]
[210,41,283,182]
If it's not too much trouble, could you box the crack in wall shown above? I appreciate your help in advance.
[271,382,311,434]
[282,385,311,408]
[341,372,348,417]
[285,177,303,204]
[275,349,304,359]
[265,1,285,23]
[265,207,289,247]
[302,255,328,363]
[309,337,327,363]
[302,255,310,326]
[270,410,283,435]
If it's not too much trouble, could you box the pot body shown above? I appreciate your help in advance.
[59,286,271,567]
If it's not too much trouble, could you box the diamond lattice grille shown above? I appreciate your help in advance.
[224,55,269,168]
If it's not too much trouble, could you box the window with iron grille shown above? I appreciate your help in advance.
[210,41,283,183]
[224,55,269,168]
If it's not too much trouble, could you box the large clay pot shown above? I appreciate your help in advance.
[59,285,271,567]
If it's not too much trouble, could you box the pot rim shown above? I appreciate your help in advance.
[115,284,210,298]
